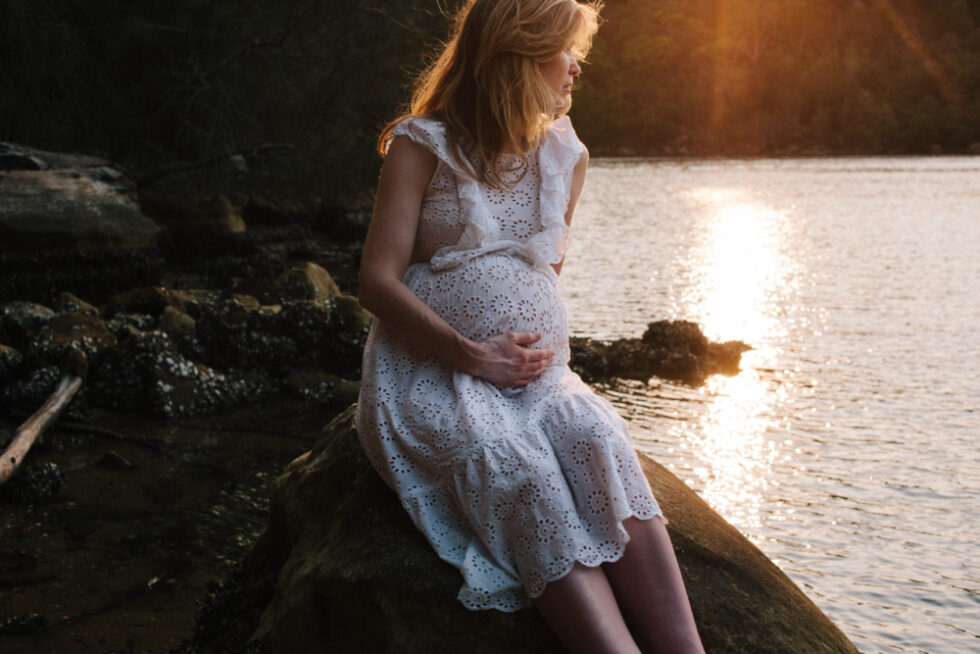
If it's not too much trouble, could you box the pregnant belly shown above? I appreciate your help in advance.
[404,255,570,364]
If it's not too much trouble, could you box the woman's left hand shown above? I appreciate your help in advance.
[461,331,555,387]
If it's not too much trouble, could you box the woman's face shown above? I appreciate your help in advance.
[540,49,582,106]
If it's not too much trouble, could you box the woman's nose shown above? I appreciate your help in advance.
[570,58,581,76]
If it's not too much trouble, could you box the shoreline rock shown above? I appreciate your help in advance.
[1,262,368,423]
[175,407,857,654]
[0,143,161,254]
[570,320,752,386]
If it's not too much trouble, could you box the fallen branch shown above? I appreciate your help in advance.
[0,374,83,486]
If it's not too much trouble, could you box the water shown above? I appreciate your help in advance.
[561,156,980,653]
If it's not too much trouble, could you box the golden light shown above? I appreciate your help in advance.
[870,0,964,107]
[682,187,787,350]
[672,187,795,536]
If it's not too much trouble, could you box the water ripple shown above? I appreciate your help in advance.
[564,156,980,654]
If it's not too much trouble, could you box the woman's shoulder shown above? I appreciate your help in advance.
[545,115,585,150]
[384,114,449,154]
[540,115,587,173]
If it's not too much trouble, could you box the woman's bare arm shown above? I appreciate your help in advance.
[358,135,555,386]
[551,147,589,276]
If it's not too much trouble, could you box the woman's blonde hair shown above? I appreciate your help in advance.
[380,0,601,188]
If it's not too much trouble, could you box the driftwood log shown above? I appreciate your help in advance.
[0,350,86,486]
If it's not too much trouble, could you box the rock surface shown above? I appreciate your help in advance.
[0,143,164,301]
[0,143,161,254]
[570,320,752,386]
[0,269,369,420]
[245,407,858,654]
[140,193,246,235]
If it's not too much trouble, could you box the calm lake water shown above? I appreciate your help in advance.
[562,156,980,654]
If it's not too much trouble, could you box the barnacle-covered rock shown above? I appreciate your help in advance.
[102,286,225,318]
[0,301,55,349]
[104,312,156,339]
[195,296,368,377]
[1,364,89,419]
[195,299,295,375]
[283,371,360,407]
[29,311,117,362]
[55,291,99,317]
[89,330,274,418]
[0,612,48,635]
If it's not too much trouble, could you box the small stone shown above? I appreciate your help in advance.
[158,306,197,340]
[276,262,341,305]
[56,292,99,317]
[141,194,245,235]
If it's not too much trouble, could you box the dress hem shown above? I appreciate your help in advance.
[457,509,666,613]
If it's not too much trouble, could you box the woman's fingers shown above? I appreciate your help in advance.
[510,331,544,346]
[470,332,556,387]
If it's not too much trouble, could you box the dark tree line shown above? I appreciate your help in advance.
[1,0,977,208]
[572,0,980,155]
[0,0,449,204]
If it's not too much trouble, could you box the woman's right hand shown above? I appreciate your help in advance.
[462,331,555,387]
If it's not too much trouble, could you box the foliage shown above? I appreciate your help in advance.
[571,0,980,155]
[0,0,456,204]
[1,0,977,206]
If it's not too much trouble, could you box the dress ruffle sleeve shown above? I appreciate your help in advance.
[386,115,585,272]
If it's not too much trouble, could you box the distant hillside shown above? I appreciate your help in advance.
[571,0,980,155]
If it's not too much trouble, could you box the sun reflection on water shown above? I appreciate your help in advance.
[670,187,797,537]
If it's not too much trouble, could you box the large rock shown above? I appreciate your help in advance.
[0,156,161,253]
[0,143,164,301]
[248,407,858,653]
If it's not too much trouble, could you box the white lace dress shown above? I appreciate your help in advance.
[356,115,662,611]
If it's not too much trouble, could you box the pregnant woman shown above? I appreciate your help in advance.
[356,1,703,651]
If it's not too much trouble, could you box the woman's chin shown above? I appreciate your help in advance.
[553,94,572,115]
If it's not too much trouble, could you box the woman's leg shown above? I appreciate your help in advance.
[532,563,642,654]
[603,516,705,654]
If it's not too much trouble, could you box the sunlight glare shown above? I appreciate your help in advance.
[672,186,797,537]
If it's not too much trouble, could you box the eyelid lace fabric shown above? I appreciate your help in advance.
[357,115,662,611]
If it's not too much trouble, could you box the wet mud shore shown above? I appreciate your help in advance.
[0,399,341,653]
